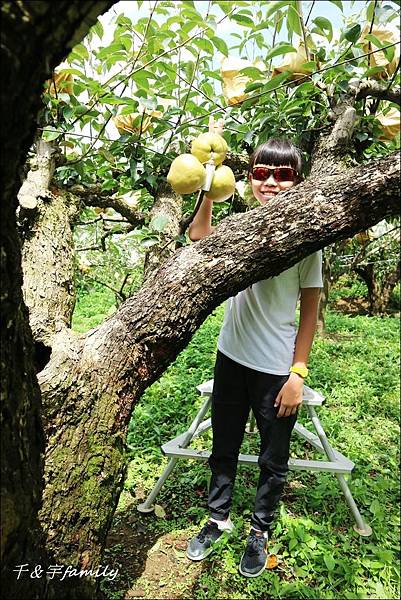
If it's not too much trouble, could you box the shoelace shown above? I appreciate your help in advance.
[197,522,217,543]
[247,533,266,556]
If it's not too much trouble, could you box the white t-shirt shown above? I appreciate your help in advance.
[217,251,323,375]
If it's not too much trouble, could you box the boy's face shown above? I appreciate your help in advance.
[249,163,296,206]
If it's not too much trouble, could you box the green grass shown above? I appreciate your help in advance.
[72,284,117,332]
[73,286,400,599]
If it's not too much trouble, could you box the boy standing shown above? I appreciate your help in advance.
[186,138,323,578]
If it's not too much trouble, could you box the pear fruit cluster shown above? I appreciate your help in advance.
[167,132,236,202]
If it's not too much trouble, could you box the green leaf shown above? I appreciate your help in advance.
[344,24,361,43]
[288,537,298,551]
[287,4,302,36]
[240,66,265,78]
[91,20,104,40]
[210,36,229,57]
[119,35,132,52]
[71,104,88,115]
[366,0,376,21]
[73,43,89,60]
[300,61,317,72]
[254,19,272,31]
[130,159,138,184]
[97,43,127,60]
[217,1,234,15]
[364,33,385,49]
[324,554,336,571]
[231,14,254,27]
[244,81,264,93]
[101,178,117,191]
[328,0,343,9]
[154,504,166,517]
[61,106,74,120]
[150,215,170,233]
[99,148,116,164]
[265,1,290,18]
[58,67,87,78]
[364,65,387,77]
[370,499,383,515]
[42,127,61,142]
[313,17,333,42]
[262,71,291,92]
[115,14,132,28]
[293,81,316,95]
[140,237,159,248]
[265,44,297,61]
[193,38,214,54]
[383,44,395,63]
[365,32,395,60]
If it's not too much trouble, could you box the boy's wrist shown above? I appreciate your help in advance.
[289,365,309,379]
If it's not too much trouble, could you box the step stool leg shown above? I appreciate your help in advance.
[137,396,212,513]
[137,456,179,513]
[246,411,257,434]
[335,472,372,536]
[306,405,372,536]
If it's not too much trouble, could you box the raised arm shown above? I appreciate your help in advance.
[189,116,224,241]
[188,195,216,241]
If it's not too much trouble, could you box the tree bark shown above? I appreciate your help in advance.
[73,184,147,226]
[143,182,183,279]
[1,2,117,598]
[33,151,400,598]
[18,140,82,348]
[21,189,81,345]
[310,101,357,178]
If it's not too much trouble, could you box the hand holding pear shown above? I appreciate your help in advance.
[167,116,236,202]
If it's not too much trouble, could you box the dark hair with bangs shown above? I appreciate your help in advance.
[248,138,304,180]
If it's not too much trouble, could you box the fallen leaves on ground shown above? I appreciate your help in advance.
[266,554,279,569]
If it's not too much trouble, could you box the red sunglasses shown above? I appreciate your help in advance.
[251,166,297,183]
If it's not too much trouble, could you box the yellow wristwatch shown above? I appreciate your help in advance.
[290,365,309,379]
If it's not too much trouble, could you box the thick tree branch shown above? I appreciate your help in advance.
[70,184,147,226]
[352,79,401,105]
[310,101,357,177]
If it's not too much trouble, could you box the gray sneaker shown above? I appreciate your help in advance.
[239,529,268,577]
[187,520,232,561]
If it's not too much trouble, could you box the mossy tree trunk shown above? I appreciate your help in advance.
[1,2,117,599]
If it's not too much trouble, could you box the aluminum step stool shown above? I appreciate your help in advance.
[137,379,372,536]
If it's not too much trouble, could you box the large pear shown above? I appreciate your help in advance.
[206,165,236,202]
[191,132,228,165]
[167,154,206,194]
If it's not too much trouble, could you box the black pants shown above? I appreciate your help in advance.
[208,351,297,532]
